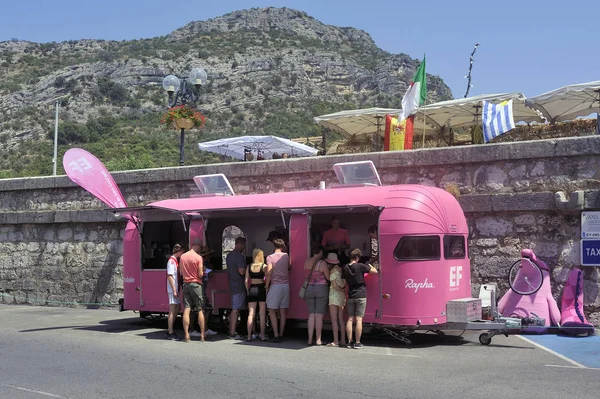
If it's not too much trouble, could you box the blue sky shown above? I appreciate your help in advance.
[1,0,598,98]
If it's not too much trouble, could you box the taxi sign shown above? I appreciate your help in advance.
[581,239,600,266]
[581,211,600,238]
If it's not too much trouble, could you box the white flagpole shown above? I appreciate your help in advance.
[422,109,426,148]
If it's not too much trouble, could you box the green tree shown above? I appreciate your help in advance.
[97,77,129,105]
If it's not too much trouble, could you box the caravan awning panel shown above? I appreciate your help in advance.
[108,206,187,222]
[151,185,385,216]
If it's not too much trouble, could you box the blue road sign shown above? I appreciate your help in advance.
[580,239,600,266]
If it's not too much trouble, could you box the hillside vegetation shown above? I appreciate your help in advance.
[0,7,453,178]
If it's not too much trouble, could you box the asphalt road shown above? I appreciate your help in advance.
[1,305,598,399]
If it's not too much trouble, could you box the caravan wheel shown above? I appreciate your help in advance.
[479,333,492,345]
[140,311,151,319]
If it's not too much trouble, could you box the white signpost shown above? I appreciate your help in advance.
[582,212,600,238]
[581,211,600,266]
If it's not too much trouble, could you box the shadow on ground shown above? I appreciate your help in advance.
[19,314,533,349]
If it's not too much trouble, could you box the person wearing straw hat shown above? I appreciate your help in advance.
[327,252,347,347]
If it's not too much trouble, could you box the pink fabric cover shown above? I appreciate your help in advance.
[560,268,595,336]
[498,249,560,333]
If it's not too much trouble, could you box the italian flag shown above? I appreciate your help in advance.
[399,57,427,121]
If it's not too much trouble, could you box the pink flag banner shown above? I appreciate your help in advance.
[63,148,128,209]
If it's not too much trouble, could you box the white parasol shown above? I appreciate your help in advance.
[414,93,545,131]
[525,81,600,126]
[198,135,318,160]
[313,107,401,138]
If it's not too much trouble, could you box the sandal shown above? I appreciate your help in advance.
[325,342,337,347]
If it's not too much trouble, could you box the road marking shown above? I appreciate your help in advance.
[3,384,63,398]
[516,335,587,369]
[385,347,393,356]
[362,350,420,358]
[116,329,157,336]
[544,364,600,371]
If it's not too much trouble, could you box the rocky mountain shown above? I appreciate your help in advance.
[0,7,453,177]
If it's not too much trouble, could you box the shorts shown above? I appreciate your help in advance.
[347,298,367,318]
[266,284,290,309]
[183,282,204,311]
[247,284,266,303]
[168,291,180,305]
[304,284,329,315]
[231,292,247,310]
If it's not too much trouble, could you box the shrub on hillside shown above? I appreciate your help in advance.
[97,77,129,105]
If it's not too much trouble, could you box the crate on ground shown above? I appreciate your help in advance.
[446,298,482,322]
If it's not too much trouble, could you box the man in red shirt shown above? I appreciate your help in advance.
[322,217,350,265]
[179,239,205,342]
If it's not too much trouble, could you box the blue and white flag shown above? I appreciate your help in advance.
[482,100,515,143]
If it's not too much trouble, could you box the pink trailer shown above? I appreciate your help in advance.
[110,162,541,345]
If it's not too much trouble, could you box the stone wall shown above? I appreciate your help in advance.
[1,136,600,324]
[0,222,123,307]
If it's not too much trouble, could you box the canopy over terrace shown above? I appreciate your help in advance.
[313,107,437,138]
[314,107,398,138]
[525,80,600,126]
[314,107,439,151]
[198,135,318,160]
[414,92,546,132]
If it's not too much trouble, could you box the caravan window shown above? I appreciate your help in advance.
[444,236,466,259]
[142,221,187,270]
[394,236,440,261]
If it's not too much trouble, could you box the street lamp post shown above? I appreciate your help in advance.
[162,68,207,166]
[50,94,68,176]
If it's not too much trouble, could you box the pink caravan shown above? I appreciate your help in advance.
[114,167,472,334]
[61,151,550,345]
[498,249,560,333]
